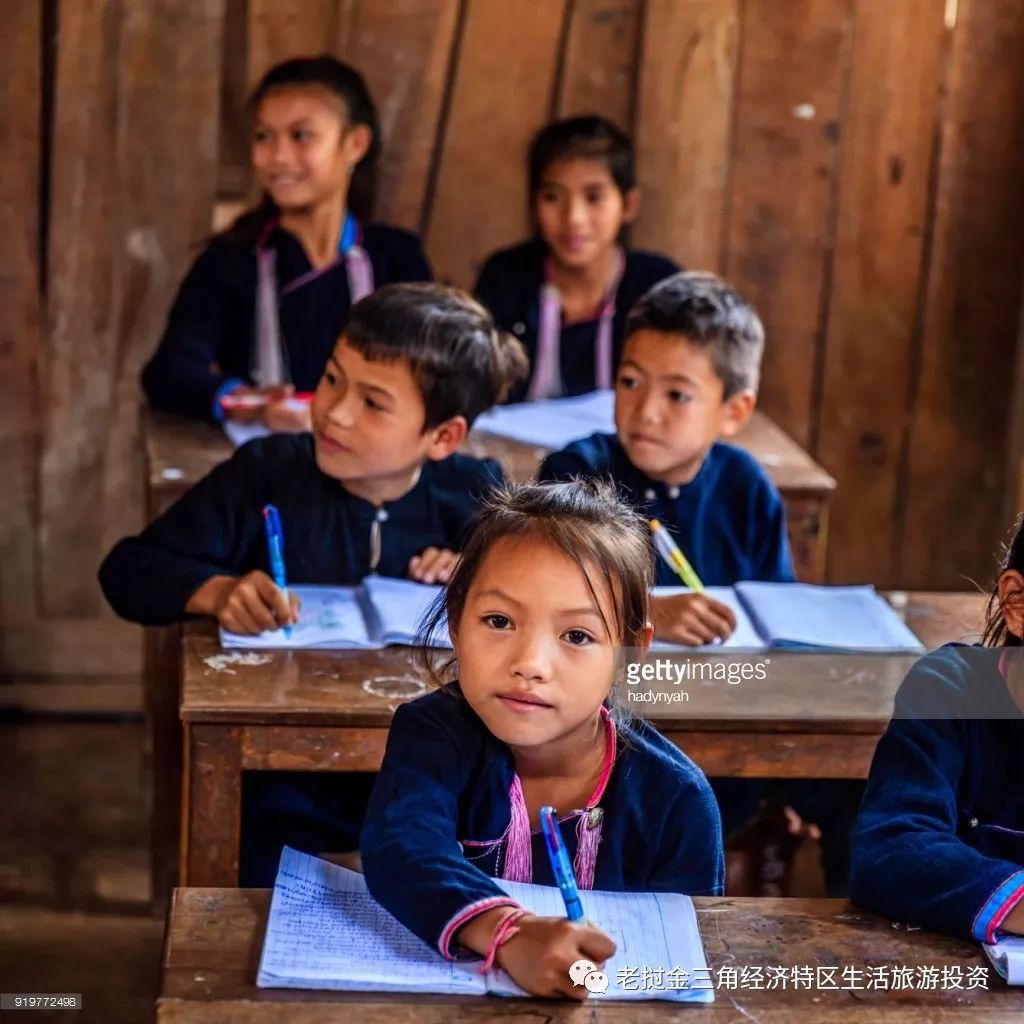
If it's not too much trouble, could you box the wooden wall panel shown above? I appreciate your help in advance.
[0,0,41,638]
[218,0,250,196]
[632,0,738,270]
[816,0,946,586]
[100,1,225,564]
[38,0,122,617]
[426,0,567,287]
[899,0,1024,588]
[335,0,461,233]
[556,0,640,130]
[247,0,337,87]
[723,0,851,449]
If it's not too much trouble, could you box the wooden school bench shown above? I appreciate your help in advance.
[178,591,984,887]
[158,887,1023,1021]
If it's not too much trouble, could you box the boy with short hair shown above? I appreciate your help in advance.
[100,283,527,885]
[540,270,794,646]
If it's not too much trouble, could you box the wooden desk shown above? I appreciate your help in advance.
[158,888,1022,1021]
[179,592,984,887]
[143,407,836,580]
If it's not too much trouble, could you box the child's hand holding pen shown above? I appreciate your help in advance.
[456,907,615,1000]
[497,914,614,999]
[652,591,736,646]
[186,571,300,635]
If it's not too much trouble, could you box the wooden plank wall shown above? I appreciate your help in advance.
[3,0,1024,686]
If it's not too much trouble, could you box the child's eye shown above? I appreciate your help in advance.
[483,614,513,630]
[585,188,607,205]
[668,390,694,405]
[253,128,270,143]
[538,189,560,204]
[563,629,594,646]
[292,129,313,142]
[323,371,337,386]
[365,396,385,412]
[616,373,639,390]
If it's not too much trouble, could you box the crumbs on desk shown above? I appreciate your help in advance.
[203,652,273,674]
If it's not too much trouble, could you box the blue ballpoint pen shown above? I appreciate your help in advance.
[540,806,584,921]
[262,504,292,638]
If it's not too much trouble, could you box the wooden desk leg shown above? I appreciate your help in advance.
[182,723,242,887]
[145,623,182,916]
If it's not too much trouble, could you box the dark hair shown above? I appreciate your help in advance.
[982,514,1024,646]
[626,271,765,397]
[225,56,379,239]
[528,115,635,199]
[343,283,528,429]
[418,479,654,719]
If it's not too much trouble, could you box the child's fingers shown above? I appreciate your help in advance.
[239,583,282,632]
[693,600,734,639]
[677,611,717,645]
[413,547,444,582]
[221,601,262,635]
[252,571,294,624]
[706,595,737,631]
[289,591,302,622]
[577,924,617,962]
[435,552,460,582]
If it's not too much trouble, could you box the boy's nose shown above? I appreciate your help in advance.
[325,393,357,427]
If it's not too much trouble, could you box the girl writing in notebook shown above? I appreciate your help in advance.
[361,480,723,999]
[850,515,1024,942]
[474,116,678,403]
[143,55,431,428]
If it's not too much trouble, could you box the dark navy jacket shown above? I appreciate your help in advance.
[142,222,432,421]
[361,684,724,959]
[473,240,678,402]
[850,644,1024,943]
[539,432,795,587]
[99,434,500,626]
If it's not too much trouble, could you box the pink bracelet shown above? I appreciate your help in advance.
[479,908,528,973]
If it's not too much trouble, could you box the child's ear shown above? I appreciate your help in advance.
[621,187,641,226]
[998,570,1024,638]
[719,389,756,438]
[424,415,468,461]
[638,621,654,654]
[343,123,373,165]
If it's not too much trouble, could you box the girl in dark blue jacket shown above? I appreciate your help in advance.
[851,517,1024,942]
[474,116,678,403]
[143,56,431,427]
[361,479,723,999]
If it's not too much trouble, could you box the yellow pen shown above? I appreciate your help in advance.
[650,519,704,592]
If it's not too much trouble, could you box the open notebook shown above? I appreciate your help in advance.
[257,847,714,1003]
[220,577,449,649]
[473,390,615,449]
[984,936,1024,984]
[654,582,924,653]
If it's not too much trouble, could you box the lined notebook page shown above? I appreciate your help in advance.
[258,848,713,1003]
[257,847,487,993]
